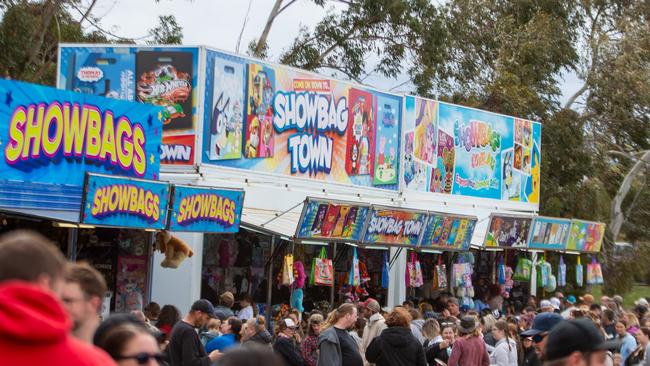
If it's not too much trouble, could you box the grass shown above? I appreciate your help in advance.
[590,284,650,309]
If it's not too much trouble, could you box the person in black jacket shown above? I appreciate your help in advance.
[273,318,305,366]
[167,299,221,366]
[521,336,541,366]
[366,307,427,366]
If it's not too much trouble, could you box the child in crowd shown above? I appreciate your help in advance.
[200,318,222,346]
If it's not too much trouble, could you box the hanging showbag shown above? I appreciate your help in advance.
[537,259,551,288]
[282,254,295,286]
[576,256,584,287]
[545,274,557,292]
[513,257,533,281]
[557,256,567,287]
[453,263,465,288]
[587,257,604,285]
[498,258,506,285]
[360,261,371,284]
[349,248,360,286]
[436,256,448,289]
[313,247,333,286]
[381,252,390,289]
[413,253,424,287]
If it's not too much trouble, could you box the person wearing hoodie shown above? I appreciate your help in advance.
[360,299,387,366]
[365,307,427,366]
[0,230,116,366]
[489,320,518,366]
[409,308,427,344]
[242,316,273,346]
[318,303,363,366]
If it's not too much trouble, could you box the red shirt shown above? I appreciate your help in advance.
[447,335,489,366]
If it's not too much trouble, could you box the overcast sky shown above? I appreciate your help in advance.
[92,0,581,104]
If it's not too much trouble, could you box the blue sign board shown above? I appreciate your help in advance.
[0,79,162,211]
[528,216,572,250]
[168,185,244,233]
[81,173,170,229]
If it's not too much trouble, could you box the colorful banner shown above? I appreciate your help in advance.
[201,49,402,190]
[362,207,428,246]
[168,185,244,233]
[528,216,571,250]
[81,173,170,229]
[0,79,162,211]
[566,220,606,253]
[58,45,199,166]
[484,214,532,248]
[402,96,541,205]
[295,198,369,242]
[419,213,477,251]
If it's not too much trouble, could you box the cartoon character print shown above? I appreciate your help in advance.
[137,64,191,125]
[345,89,374,176]
[442,148,454,194]
[430,168,443,193]
[245,117,260,158]
[210,92,230,158]
[258,117,274,158]
[310,204,329,236]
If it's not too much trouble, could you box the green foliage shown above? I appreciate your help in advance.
[147,15,183,45]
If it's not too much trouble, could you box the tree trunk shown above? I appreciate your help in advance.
[254,0,284,57]
[610,149,650,242]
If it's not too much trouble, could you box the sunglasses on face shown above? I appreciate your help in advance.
[116,353,164,365]
[532,333,548,343]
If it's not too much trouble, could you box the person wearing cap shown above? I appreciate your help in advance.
[214,291,235,321]
[549,297,562,313]
[540,300,555,313]
[521,312,564,360]
[360,299,386,366]
[168,299,221,366]
[561,296,578,319]
[447,316,489,366]
[543,318,620,366]
[274,318,305,366]
[580,294,595,308]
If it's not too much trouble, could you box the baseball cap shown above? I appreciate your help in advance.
[283,318,297,329]
[566,295,577,304]
[545,318,621,361]
[549,297,561,310]
[191,299,215,317]
[540,300,553,310]
[361,298,381,313]
[634,298,649,308]
[579,294,594,304]
[521,313,563,337]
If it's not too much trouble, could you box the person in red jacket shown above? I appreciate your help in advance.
[0,230,115,366]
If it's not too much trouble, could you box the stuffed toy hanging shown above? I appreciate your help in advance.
[290,261,306,312]
[500,266,514,299]
[156,231,194,268]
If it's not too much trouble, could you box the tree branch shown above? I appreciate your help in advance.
[236,0,253,53]
[254,0,284,57]
[610,150,650,242]
[78,0,98,26]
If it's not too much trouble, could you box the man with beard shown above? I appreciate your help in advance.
[61,263,107,343]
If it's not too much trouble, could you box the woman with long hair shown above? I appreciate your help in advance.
[205,317,242,353]
[96,323,163,366]
[365,307,427,366]
[489,320,517,366]
[273,318,305,366]
[421,318,442,349]
[630,327,650,365]
[426,322,456,365]
[241,316,272,345]
[155,305,180,341]
[301,313,324,366]
[447,316,489,366]
[318,303,362,366]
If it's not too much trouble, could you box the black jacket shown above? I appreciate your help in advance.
[167,321,210,366]
[248,330,273,345]
[273,336,305,366]
[521,346,541,366]
[425,341,451,365]
[366,327,427,366]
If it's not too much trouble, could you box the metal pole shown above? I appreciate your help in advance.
[67,227,78,262]
[330,242,336,309]
[266,235,276,332]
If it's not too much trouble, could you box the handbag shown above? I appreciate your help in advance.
[282,254,295,286]
[381,252,390,289]
[576,256,583,287]
[313,247,333,286]
[349,248,360,286]
[513,257,532,281]
[436,256,448,289]
[587,257,604,285]
[557,256,567,287]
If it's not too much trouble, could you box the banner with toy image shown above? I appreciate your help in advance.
[168,185,244,233]
[295,198,369,242]
[402,96,541,206]
[565,219,606,253]
[419,213,477,251]
[202,49,402,190]
[484,214,532,248]
[362,206,428,246]
[81,173,170,229]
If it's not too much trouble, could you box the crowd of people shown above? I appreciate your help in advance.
[1,229,650,366]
